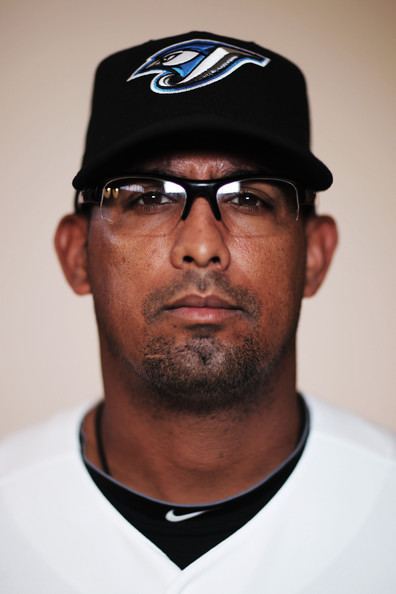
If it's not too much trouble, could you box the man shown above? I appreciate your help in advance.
[1,31,395,593]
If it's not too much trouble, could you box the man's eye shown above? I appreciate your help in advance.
[135,192,173,206]
[121,192,176,209]
[228,193,273,210]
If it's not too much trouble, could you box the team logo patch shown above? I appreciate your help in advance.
[127,38,270,94]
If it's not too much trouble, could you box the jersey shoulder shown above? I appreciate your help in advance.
[0,402,94,483]
[306,394,396,463]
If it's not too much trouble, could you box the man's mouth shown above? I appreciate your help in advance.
[163,293,243,324]
[143,271,261,325]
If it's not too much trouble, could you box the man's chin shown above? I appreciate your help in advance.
[140,334,278,416]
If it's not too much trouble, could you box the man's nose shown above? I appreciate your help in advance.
[169,197,231,270]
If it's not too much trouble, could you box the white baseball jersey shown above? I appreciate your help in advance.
[1,396,395,593]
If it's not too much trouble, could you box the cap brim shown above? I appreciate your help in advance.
[73,114,332,191]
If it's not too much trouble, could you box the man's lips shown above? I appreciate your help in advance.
[163,294,243,323]
[166,294,240,310]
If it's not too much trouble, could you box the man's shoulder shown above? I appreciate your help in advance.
[306,394,396,464]
[0,402,93,483]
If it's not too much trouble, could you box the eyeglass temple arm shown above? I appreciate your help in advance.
[74,189,101,213]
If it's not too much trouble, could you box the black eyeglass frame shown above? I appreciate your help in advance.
[75,174,315,222]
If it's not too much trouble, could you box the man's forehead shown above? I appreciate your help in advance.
[125,149,266,178]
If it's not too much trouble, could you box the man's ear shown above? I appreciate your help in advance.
[304,215,338,298]
[54,214,91,295]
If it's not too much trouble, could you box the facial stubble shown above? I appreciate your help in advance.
[142,332,280,416]
[138,271,298,416]
[95,269,300,417]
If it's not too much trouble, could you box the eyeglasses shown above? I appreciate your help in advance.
[76,174,313,237]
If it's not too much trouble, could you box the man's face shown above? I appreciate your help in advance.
[81,149,309,414]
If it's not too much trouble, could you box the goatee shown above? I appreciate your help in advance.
[142,333,283,416]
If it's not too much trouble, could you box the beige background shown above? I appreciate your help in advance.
[1,0,395,437]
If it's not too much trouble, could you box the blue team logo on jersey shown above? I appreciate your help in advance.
[127,38,270,94]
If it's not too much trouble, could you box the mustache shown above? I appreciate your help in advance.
[143,270,261,322]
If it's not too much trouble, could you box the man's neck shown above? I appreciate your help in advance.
[83,357,301,504]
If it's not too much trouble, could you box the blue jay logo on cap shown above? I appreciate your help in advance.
[127,38,270,94]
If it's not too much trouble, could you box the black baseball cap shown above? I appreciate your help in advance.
[73,31,333,191]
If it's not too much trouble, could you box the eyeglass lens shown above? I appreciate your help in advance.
[96,177,299,237]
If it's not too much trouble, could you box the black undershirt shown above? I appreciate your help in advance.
[80,396,309,569]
